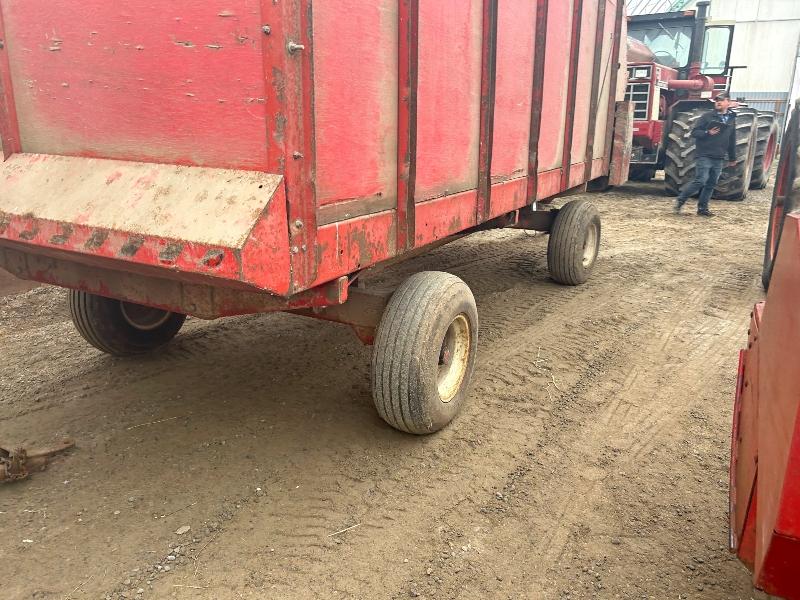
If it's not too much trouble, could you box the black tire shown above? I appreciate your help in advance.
[547,199,601,286]
[750,112,778,190]
[371,272,478,435]
[664,107,706,197]
[762,125,800,290]
[714,108,757,201]
[69,290,186,356]
[664,108,757,201]
[762,191,786,290]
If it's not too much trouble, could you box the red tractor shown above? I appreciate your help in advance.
[626,0,778,201]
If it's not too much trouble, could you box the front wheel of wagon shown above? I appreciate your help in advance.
[371,272,478,435]
[69,291,186,356]
[547,199,601,286]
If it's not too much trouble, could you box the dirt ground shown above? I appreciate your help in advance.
[1,179,772,600]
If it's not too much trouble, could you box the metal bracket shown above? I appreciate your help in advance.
[0,439,75,483]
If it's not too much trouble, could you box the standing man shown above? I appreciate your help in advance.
[674,91,738,217]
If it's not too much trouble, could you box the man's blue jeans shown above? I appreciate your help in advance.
[677,156,724,212]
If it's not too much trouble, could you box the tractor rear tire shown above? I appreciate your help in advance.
[371,272,478,435]
[547,199,601,286]
[664,107,706,197]
[714,108,757,201]
[69,291,186,356]
[664,108,758,201]
[750,112,778,190]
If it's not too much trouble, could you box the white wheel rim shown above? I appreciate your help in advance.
[120,302,172,331]
[582,222,599,268]
[437,314,471,403]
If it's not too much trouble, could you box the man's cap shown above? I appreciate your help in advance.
[714,91,731,101]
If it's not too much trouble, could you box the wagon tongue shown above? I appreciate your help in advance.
[0,153,290,296]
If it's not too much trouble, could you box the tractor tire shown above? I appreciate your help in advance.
[750,112,779,190]
[714,108,757,201]
[664,108,758,201]
[762,189,788,290]
[69,291,186,356]
[664,107,706,197]
[371,272,478,435]
[547,199,601,286]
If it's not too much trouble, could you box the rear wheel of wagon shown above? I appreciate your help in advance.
[69,290,186,356]
[547,199,601,286]
[371,272,478,435]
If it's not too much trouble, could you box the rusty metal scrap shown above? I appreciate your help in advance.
[0,439,74,483]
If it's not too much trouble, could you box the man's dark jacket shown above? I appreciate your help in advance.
[690,110,737,161]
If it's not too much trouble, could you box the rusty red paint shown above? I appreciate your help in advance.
[526,0,550,204]
[476,0,499,224]
[560,0,584,190]
[311,211,396,289]
[583,0,607,180]
[602,0,626,174]
[415,190,478,248]
[0,7,21,158]
[396,0,419,252]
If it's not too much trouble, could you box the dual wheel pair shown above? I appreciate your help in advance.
[69,199,601,434]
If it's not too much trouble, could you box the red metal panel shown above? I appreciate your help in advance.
[730,307,761,567]
[311,212,396,289]
[602,1,626,173]
[537,0,572,173]
[3,1,270,170]
[751,215,800,595]
[261,0,317,292]
[415,190,478,248]
[492,1,536,184]
[415,0,482,201]
[312,1,398,207]
[526,0,549,204]
[487,178,527,220]
[0,5,21,158]
[583,0,607,178]
[568,162,586,188]
[476,0,499,223]
[591,2,620,161]
[590,158,606,180]
[0,153,292,294]
[536,168,563,201]
[568,0,598,170]
[560,0,584,189]
[396,0,419,252]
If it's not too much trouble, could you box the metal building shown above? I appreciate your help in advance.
[632,0,800,128]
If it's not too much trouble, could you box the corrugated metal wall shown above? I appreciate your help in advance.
[627,0,689,16]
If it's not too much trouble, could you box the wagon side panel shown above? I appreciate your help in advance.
[490,1,536,185]
[537,0,572,181]
[2,0,271,170]
[591,1,619,168]
[568,0,599,183]
[414,0,483,202]
[312,1,399,216]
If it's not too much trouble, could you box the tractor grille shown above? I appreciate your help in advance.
[625,83,650,120]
